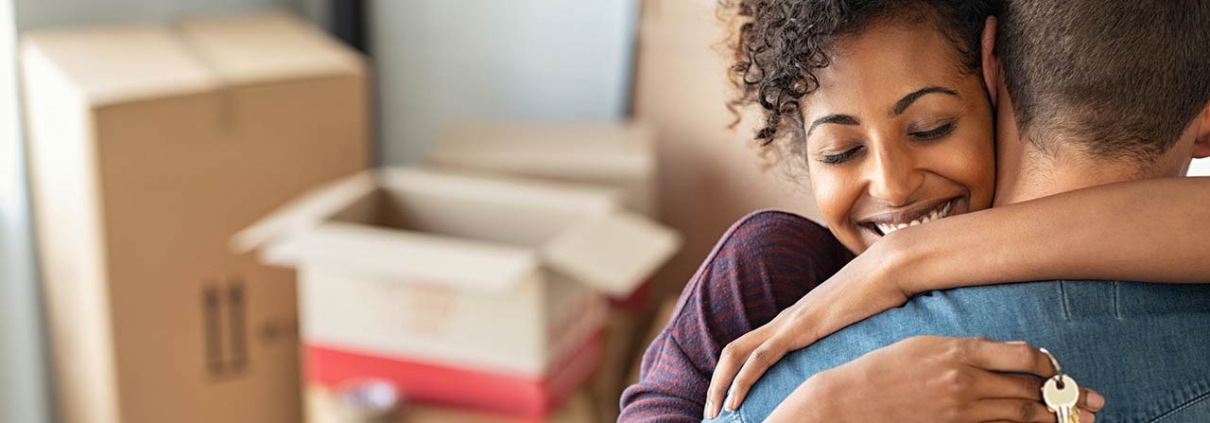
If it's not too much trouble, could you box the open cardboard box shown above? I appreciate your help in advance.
[428,122,661,311]
[234,168,680,417]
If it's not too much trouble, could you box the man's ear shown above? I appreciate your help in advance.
[1194,101,1210,159]
[980,16,1000,107]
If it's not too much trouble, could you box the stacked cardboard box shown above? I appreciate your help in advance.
[21,12,369,423]
[429,121,660,311]
[234,168,680,420]
[427,122,672,421]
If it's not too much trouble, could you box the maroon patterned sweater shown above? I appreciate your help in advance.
[619,210,853,422]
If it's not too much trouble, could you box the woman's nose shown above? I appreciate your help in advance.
[868,144,924,207]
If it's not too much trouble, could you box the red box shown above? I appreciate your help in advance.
[306,331,605,421]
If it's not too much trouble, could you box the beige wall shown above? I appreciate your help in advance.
[636,0,824,300]
[368,0,639,165]
[1,0,53,421]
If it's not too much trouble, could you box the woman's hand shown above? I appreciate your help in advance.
[706,237,917,417]
[765,336,1105,423]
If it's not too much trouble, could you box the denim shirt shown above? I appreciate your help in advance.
[706,281,1210,423]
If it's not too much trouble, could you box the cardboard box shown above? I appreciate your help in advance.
[305,384,598,423]
[634,0,826,300]
[21,13,369,423]
[233,168,680,416]
[429,122,658,217]
[428,122,661,310]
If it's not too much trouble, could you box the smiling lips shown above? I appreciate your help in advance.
[870,199,956,236]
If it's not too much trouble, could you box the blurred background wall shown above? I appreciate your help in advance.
[0,1,51,422]
[368,0,639,165]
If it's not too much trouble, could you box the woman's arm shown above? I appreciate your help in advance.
[762,337,1104,423]
[704,176,1209,416]
[892,176,1210,293]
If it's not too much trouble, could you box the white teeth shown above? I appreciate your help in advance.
[872,200,956,236]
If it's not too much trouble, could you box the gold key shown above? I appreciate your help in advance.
[1042,374,1081,423]
[1040,348,1081,423]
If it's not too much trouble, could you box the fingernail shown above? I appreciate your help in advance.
[1006,340,1028,345]
[725,397,737,412]
[1081,409,1095,423]
[1088,391,1105,409]
[704,400,715,419]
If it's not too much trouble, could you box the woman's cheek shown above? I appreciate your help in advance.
[954,131,997,208]
[933,128,996,209]
[809,167,866,250]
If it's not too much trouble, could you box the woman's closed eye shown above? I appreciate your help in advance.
[818,145,865,165]
[909,121,956,140]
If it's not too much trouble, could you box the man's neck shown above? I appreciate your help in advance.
[994,143,1142,205]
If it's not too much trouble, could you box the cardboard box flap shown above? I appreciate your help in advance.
[378,167,621,217]
[21,27,221,106]
[174,12,364,86]
[231,172,376,255]
[431,122,654,181]
[542,211,680,297]
[264,222,539,293]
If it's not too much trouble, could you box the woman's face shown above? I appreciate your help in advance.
[803,22,996,254]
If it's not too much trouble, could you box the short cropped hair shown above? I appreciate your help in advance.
[997,0,1210,163]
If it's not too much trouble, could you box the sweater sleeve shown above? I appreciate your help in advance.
[618,210,852,423]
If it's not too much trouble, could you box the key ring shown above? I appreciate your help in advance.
[1039,348,1067,387]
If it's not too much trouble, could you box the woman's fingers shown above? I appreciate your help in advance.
[958,339,1106,419]
[724,333,794,411]
[706,326,771,419]
[962,338,1057,377]
[973,372,1044,401]
[967,398,1057,423]
[1079,387,1105,412]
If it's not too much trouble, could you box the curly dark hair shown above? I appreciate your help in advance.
[721,0,998,165]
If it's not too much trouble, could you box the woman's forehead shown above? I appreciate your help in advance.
[804,25,977,116]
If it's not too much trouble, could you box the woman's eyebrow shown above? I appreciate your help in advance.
[890,86,960,117]
[807,114,861,138]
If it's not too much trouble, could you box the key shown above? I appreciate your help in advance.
[1042,374,1081,423]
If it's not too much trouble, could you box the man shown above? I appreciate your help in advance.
[715,0,1210,421]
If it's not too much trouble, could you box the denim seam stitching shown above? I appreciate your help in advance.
[734,407,750,423]
[1113,281,1122,320]
[1147,383,1210,423]
[1059,281,1071,320]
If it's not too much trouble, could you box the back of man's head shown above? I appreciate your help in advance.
[997,0,1210,168]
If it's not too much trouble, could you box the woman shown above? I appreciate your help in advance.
[620,0,1210,421]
